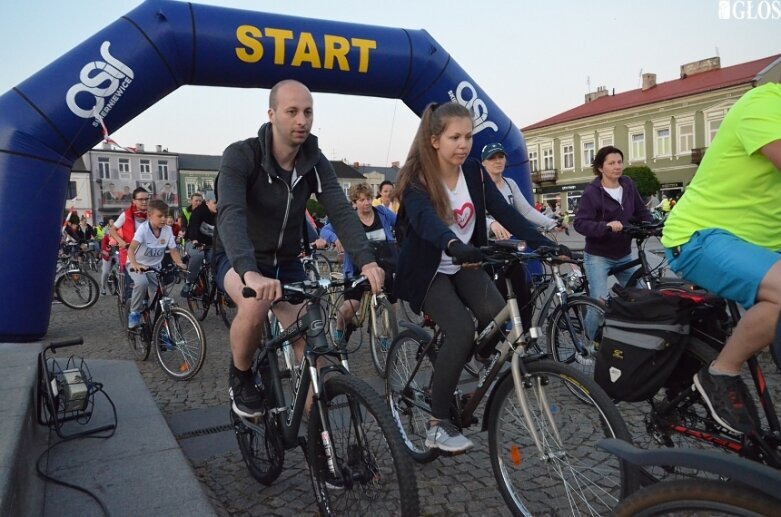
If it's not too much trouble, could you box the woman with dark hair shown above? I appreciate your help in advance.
[574,145,653,302]
[394,102,557,452]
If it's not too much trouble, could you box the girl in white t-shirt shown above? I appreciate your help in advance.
[126,199,186,328]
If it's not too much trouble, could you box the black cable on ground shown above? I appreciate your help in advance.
[36,383,117,517]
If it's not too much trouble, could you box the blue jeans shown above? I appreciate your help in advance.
[583,252,638,302]
[583,252,637,340]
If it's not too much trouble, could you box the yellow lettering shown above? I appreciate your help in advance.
[323,34,350,71]
[291,32,322,69]
[264,28,294,65]
[235,25,263,63]
[350,38,377,73]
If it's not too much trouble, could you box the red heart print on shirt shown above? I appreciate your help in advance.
[453,202,475,229]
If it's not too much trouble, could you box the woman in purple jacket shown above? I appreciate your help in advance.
[574,146,652,302]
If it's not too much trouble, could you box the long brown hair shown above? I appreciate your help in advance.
[395,102,473,223]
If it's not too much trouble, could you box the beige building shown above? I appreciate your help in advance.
[522,54,781,212]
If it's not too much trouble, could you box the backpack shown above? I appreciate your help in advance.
[594,286,699,402]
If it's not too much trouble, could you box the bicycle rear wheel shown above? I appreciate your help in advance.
[369,296,397,379]
[153,307,206,380]
[106,269,118,296]
[308,374,419,517]
[488,359,636,515]
[613,478,778,516]
[316,254,333,280]
[55,271,99,309]
[186,272,211,321]
[546,295,605,380]
[385,330,439,463]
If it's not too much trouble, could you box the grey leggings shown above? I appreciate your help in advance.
[422,267,505,420]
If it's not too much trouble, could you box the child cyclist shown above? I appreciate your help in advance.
[126,199,187,328]
[394,102,563,452]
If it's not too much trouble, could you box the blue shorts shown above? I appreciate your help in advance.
[665,229,781,308]
[214,252,306,293]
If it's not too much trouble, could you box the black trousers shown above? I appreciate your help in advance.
[422,267,505,419]
[491,263,533,332]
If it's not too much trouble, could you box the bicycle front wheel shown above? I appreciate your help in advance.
[547,295,606,379]
[614,478,778,516]
[217,291,237,329]
[153,307,206,380]
[488,359,636,516]
[385,330,439,463]
[308,374,419,517]
[55,271,99,309]
[369,296,398,379]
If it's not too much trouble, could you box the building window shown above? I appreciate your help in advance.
[542,147,554,170]
[186,181,198,197]
[528,150,539,172]
[561,143,574,170]
[677,121,694,154]
[201,180,213,192]
[630,131,646,161]
[118,158,130,179]
[655,127,671,157]
[66,180,78,200]
[582,140,595,169]
[707,117,723,145]
[98,158,110,179]
[158,160,169,181]
[599,134,613,149]
[139,159,152,180]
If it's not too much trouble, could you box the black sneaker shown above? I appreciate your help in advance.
[693,367,756,435]
[229,370,265,418]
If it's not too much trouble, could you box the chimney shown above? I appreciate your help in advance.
[391,161,400,168]
[353,161,360,169]
[155,144,163,153]
[136,143,144,152]
[585,86,609,103]
[102,142,111,150]
[680,57,721,78]
[642,73,657,91]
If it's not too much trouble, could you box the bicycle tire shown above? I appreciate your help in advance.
[106,269,118,296]
[153,307,206,380]
[230,407,285,486]
[546,295,606,380]
[304,260,320,282]
[55,271,100,310]
[385,330,439,463]
[487,359,637,515]
[315,254,333,280]
[613,478,778,516]
[399,300,425,326]
[307,374,420,517]
[186,271,211,321]
[369,296,397,379]
[217,291,237,329]
[127,313,152,361]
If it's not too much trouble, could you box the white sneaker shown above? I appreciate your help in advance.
[425,420,474,452]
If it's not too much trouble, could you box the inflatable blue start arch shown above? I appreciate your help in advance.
[0,0,533,342]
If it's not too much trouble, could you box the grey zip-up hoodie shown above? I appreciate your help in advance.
[214,123,374,280]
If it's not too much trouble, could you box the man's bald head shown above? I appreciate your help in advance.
[269,79,311,109]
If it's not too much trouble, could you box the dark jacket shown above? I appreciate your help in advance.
[214,123,374,279]
[574,176,653,259]
[185,203,216,246]
[395,160,555,313]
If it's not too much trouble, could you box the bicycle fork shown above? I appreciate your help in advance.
[510,353,564,461]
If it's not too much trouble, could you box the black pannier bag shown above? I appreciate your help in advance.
[595,286,699,402]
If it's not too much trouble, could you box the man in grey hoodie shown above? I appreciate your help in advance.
[214,79,385,418]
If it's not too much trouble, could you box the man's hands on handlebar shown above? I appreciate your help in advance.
[242,271,283,301]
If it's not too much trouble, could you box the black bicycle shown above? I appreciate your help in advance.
[185,245,236,329]
[601,439,781,516]
[385,241,637,515]
[231,277,419,516]
[121,264,207,380]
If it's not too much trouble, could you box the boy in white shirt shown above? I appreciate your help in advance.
[126,199,186,328]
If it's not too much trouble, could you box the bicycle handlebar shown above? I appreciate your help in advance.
[47,337,84,352]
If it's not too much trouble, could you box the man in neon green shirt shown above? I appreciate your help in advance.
[662,82,781,435]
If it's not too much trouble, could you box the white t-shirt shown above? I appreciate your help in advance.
[114,211,147,230]
[438,169,476,275]
[604,186,623,206]
[131,222,176,268]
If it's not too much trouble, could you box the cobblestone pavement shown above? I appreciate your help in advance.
[45,248,781,516]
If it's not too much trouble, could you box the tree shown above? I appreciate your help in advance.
[623,165,661,199]
[306,197,326,220]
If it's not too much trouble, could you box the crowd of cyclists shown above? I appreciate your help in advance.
[54,78,780,514]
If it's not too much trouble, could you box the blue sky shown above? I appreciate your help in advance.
[1,0,778,165]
